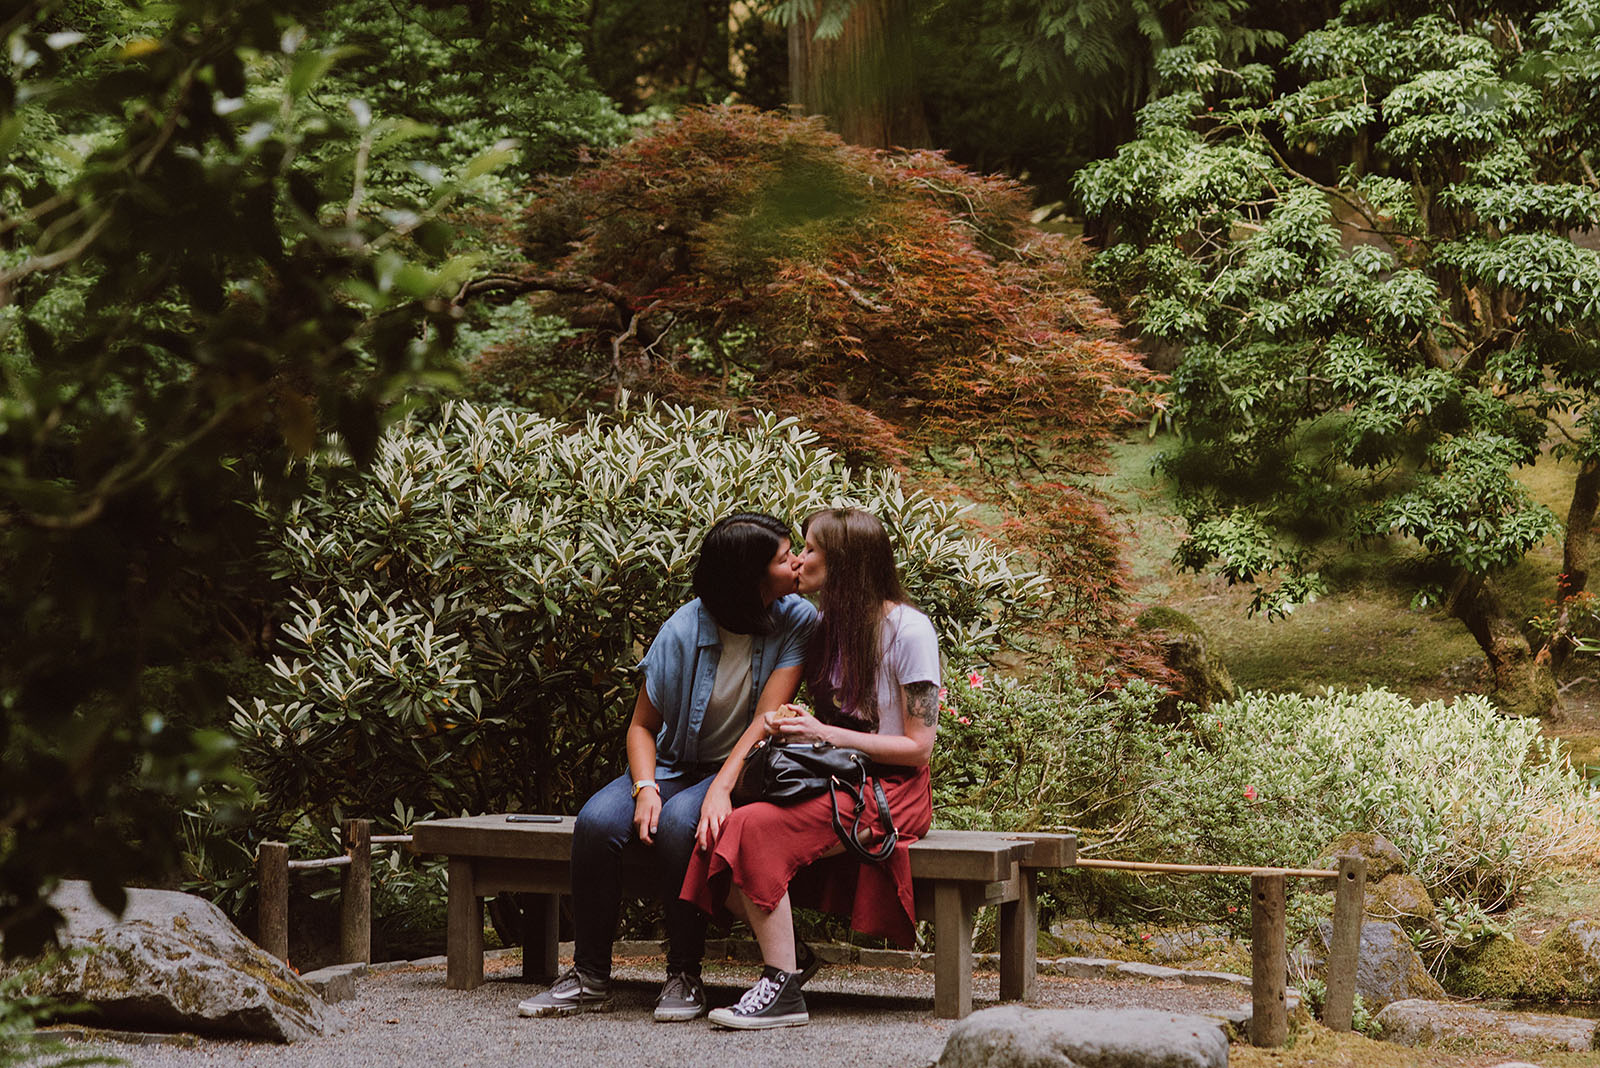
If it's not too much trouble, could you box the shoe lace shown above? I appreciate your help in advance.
[552,967,592,995]
[734,975,781,1014]
[660,972,693,1001]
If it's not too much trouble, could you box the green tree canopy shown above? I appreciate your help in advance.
[0,0,529,955]
[1077,0,1600,714]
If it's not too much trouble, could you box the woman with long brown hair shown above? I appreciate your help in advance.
[680,507,942,1030]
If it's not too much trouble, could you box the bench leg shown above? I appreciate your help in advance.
[933,882,974,1019]
[522,892,561,984]
[999,869,1038,1002]
[446,858,484,990]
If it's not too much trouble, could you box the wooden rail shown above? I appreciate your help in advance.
[256,819,412,967]
[1078,853,1368,1045]
[253,817,1368,1050]
[1074,859,1338,878]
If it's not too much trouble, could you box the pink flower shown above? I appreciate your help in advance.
[1227,905,1238,914]
[938,687,948,701]
[967,671,985,689]
[1242,785,1257,801]
[1139,933,1152,941]
[958,716,971,725]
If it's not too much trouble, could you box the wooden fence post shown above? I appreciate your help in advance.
[340,818,372,964]
[1323,855,1366,1032]
[258,841,290,963]
[1250,872,1288,1047]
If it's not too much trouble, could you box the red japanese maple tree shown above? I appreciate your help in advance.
[469,105,1160,668]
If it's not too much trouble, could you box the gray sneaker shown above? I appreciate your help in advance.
[517,968,612,1017]
[652,970,707,1021]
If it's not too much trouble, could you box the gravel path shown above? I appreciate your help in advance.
[61,957,1252,1068]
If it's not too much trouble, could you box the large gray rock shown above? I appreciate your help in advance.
[9,881,339,1042]
[938,1005,1229,1068]
[1306,918,1443,1009]
[1375,999,1599,1052]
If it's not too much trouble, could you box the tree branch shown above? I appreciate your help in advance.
[454,271,640,325]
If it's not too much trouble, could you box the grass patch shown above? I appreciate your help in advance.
[1096,432,1489,699]
[1194,588,1483,698]
[1092,429,1599,703]
[1502,865,1600,943]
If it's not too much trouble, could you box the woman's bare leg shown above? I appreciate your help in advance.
[726,884,796,972]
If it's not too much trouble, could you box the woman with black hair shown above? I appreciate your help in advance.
[681,507,942,1030]
[518,513,816,1023]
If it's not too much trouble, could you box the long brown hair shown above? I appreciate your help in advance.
[803,508,908,729]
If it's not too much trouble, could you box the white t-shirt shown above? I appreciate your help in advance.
[856,604,941,736]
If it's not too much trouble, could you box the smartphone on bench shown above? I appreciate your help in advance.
[505,814,563,823]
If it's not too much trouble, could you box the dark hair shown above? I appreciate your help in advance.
[693,512,793,635]
[802,508,908,729]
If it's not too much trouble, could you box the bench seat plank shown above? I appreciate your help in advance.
[412,815,577,861]
[411,815,1076,1019]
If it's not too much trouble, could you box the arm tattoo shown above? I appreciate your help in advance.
[906,681,939,728]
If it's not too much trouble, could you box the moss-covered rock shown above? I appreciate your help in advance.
[1445,923,1600,1001]
[1316,832,1409,882]
[1539,919,1600,997]
[1308,919,1444,1009]
[1133,606,1236,718]
[1365,873,1435,927]
[2,881,336,1041]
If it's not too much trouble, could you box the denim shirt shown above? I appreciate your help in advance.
[639,594,817,779]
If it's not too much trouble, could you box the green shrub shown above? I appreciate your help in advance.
[229,397,1046,827]
[931,671,1597,927]
[1149,689,1596,910]
[931,660,1175,837]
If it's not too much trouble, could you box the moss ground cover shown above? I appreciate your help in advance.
[1229,1022,1600,1067]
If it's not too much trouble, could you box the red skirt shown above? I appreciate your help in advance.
[679,765,933,947]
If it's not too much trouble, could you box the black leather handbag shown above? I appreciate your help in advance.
[730,739,900,863]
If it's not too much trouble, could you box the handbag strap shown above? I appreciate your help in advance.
[827,770,899,863]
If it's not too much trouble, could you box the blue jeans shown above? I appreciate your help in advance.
[570,771,713,981]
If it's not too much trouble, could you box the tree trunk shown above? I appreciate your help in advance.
[787,0,929,149]
[1448,572,1558,717]
[1542,455,1600,671]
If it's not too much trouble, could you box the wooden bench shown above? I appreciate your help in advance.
[409,815,1076,1019]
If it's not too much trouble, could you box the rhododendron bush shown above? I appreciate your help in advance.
[231,398,1045,822]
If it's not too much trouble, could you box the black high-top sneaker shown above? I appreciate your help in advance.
[794,940,823,987]
[707,965,809,1030]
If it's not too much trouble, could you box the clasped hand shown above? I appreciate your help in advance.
[763,703,831,744]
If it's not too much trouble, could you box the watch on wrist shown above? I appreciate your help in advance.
[631,779,658,799]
